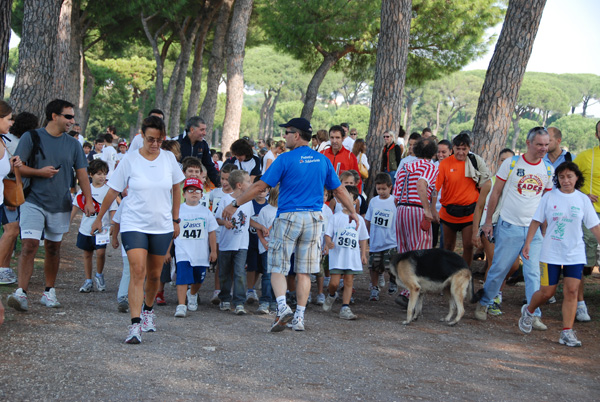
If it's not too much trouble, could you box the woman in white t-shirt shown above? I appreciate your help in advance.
[92,116,185,344]
[262,139,285,174]
[521,162,600,347]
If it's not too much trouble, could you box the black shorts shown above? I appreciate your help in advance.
[440,219,473,233]
[76,232,108,252]
[121,231,173,256]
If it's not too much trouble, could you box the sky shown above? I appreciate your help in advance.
[464,0,600,75]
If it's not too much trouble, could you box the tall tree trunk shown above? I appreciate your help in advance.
[258,90,271,139]
[442,105,465,140]
[200,0,233,141]
[405,96,414,135]
[472,0,546,167]
[0,0,12,99]
[52,0,72,100]
[364,0,412,198]
[220,0,253,154]
[433,102,441,136]
[300,50,346,121]
[168,18,201,138]
[78,58,94,135]
[11,0,62,123]
[266,88,280,140]
[510,115,521,151]
[132,90,149,141]
[69,4,84,129]
[186,0,223,121]
[141,12,170,111]
[582,96,590,117]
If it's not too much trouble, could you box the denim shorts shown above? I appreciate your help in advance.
[121,231,173,256]
[268,211,322,276]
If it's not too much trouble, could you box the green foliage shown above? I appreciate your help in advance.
[7,47,18,75]
[332,105,371,138]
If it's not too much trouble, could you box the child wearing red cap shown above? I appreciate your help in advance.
[70,159,118,293]
[173,177,218,318]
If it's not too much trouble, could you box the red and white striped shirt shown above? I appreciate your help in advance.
[393,159,438,205]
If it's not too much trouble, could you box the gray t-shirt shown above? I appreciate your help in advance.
[16,128,88,212]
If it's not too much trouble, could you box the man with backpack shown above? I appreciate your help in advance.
[8,99,95,312]
[476,127,554,328]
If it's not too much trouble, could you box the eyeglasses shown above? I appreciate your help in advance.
[383,135,391,138]
[350,133,357,137]
[144,136,164,144]
[285,131,296,135]
[186,188,202,194]
[61,114,75,120]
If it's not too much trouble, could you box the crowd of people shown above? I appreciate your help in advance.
[1,97,600,348]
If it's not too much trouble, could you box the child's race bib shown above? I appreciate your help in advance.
[372,209,393,228]
[336,227,358,249]
[180,218,207,240]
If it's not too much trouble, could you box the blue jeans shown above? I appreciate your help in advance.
[259,252,274,305]
[117,255,130,302]
[480,217,543,316]
[218,249,248,306]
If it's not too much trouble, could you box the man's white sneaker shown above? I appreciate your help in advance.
[187,289,198,311]
[234,305,247,315]
[174,304,187,318]
[559,329,582,347]
[576,305,591,322]
[291,317,305,331]
[94,274,106,291]
[40,288,61,308]
[246,289,258,304]
[532,316,547,331]
[323,293,336,312]
[270,305,293,332]
[339,306,357,320]
[257,302,269,314]
[0,267,17,285]
[125,323,142,344]
[141,309,156,332]
[8,288,28,311]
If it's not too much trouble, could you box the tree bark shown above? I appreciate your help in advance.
[168,17,201,137]
[0,0,12,99]
[364,0,412,198]
[80,58,94,135]
[186,0,223,121]
[141,12,170,112]
[52,0,72,100]
[258,90,272,139]
[11,0,62,123]
[405,96,414,135]
[266,88,280,139]
[300,48,349,121]
[471,0,546,167]
[220,0,253,154]
[200,0,233,141]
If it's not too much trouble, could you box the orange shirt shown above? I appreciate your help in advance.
[435,155,479,224]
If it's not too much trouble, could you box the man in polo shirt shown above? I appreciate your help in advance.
[543,127,572,169]
[221,117,358,332]
[322,125,359,176]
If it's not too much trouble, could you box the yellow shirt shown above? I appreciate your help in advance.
[574,146,600,213]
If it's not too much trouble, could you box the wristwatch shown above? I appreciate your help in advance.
[231,199,240,208]
[173,218,181,224]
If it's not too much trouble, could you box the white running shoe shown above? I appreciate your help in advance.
[141,309,156,332]
[125,323,142,344]
[40,288,61,308]
[576,305,591,322]
[518,304,533,334]
[210,290,221,305]
[79,280,93,293]
[0,267,17,285]
[292,316,305,331]
[378,274,385,288]
[187,289,198,311]
[8,288,28,311]
[315,293,325,306]
[246,289,259,304]
[323,293,337,312]
[234,305,247,315]
[559,329,582,347]
[339,306,357,320]
[174,304,187,318]
[94,274,106,291]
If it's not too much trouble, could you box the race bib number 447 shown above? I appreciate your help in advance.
[181,218,207,240]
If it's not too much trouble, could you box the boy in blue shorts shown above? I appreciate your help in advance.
[323,186,369,320]
[173,178,218,318]
[365,173,398,301]
[70,159,117,293]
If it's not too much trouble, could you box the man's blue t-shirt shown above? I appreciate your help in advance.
[261,146,341,215]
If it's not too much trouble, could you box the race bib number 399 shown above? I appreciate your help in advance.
[336,228,358,248]
[181,218,207,240]
[373,209,393,228]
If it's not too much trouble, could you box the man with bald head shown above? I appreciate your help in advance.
[543,127,572,169]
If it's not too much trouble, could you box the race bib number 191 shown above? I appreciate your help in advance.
[373,209,393,228]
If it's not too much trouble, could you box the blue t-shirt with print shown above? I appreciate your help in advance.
[261,145,341,215]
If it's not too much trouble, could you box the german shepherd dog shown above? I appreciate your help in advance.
[390,248,474,326]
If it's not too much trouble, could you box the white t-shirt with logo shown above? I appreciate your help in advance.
[101,145,117,177]
[533,189,599,265]
[174,203,219,267]
[256,204,277,254]
[108,149,185,234]
[73,184,118,235]
[215,193,254,251]
[496,155,554,227]
[365,195,397,252]
[325,212,369,271]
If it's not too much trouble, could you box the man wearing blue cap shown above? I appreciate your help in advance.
[222,117,358,332]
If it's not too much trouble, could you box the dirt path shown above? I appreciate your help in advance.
[1,220,600,401]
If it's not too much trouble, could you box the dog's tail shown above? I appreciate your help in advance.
[470,278,484,304]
